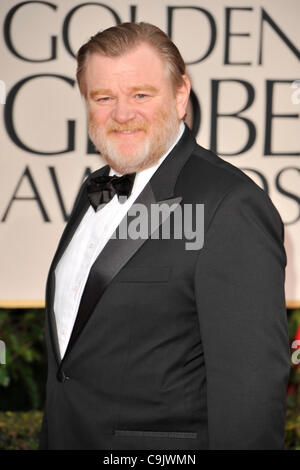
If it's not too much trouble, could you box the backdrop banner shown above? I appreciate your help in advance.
[0,0,299,307]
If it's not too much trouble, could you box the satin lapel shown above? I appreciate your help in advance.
[60,183,182,364]
[46,165,109,365]
[45,270,61,365]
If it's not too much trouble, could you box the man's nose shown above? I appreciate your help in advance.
[111,97,136,123]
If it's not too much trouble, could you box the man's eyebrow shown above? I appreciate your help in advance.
[90,89,112,98]
[90,85,159,99]
[130,85,158,93]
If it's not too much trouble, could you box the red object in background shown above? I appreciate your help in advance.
[294,325,300,345]
[287,384,297,395]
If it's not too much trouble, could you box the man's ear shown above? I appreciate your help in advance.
[176,75,191,120]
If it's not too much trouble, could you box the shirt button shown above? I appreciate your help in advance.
[89,243,94,249]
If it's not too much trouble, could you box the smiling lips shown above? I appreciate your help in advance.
[112,129,143,135]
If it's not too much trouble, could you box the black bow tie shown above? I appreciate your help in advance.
[86,173,136,211]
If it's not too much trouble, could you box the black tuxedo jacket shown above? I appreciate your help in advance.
[39,125,290,450]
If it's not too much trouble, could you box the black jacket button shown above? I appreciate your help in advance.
[57,370,69,382]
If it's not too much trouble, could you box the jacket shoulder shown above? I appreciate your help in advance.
[177,141,272,203]
[180,142,258,194]
[176,141,284,236]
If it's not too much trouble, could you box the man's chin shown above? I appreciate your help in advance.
[100,142,152,173]
[102,154,149,174]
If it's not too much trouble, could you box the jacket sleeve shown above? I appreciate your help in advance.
[194,181,291,449]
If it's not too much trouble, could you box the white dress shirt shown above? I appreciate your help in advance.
[54,122,184,358]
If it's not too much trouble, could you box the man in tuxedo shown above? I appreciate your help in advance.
[39,22,290,450]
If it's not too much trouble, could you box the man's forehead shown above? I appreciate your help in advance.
[85,43,168,81]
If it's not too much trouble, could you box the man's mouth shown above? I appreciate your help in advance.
[110,129,145,135]
[115,130,137,133]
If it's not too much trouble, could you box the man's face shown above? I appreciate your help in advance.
[85,42,189,174]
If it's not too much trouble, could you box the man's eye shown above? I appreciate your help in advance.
[135,94,147,99]
[96,97,111,102]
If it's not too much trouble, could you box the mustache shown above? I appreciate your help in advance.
[106,121,148,133]
[88,119,148,135]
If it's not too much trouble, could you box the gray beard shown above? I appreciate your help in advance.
[88,113,180,174]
